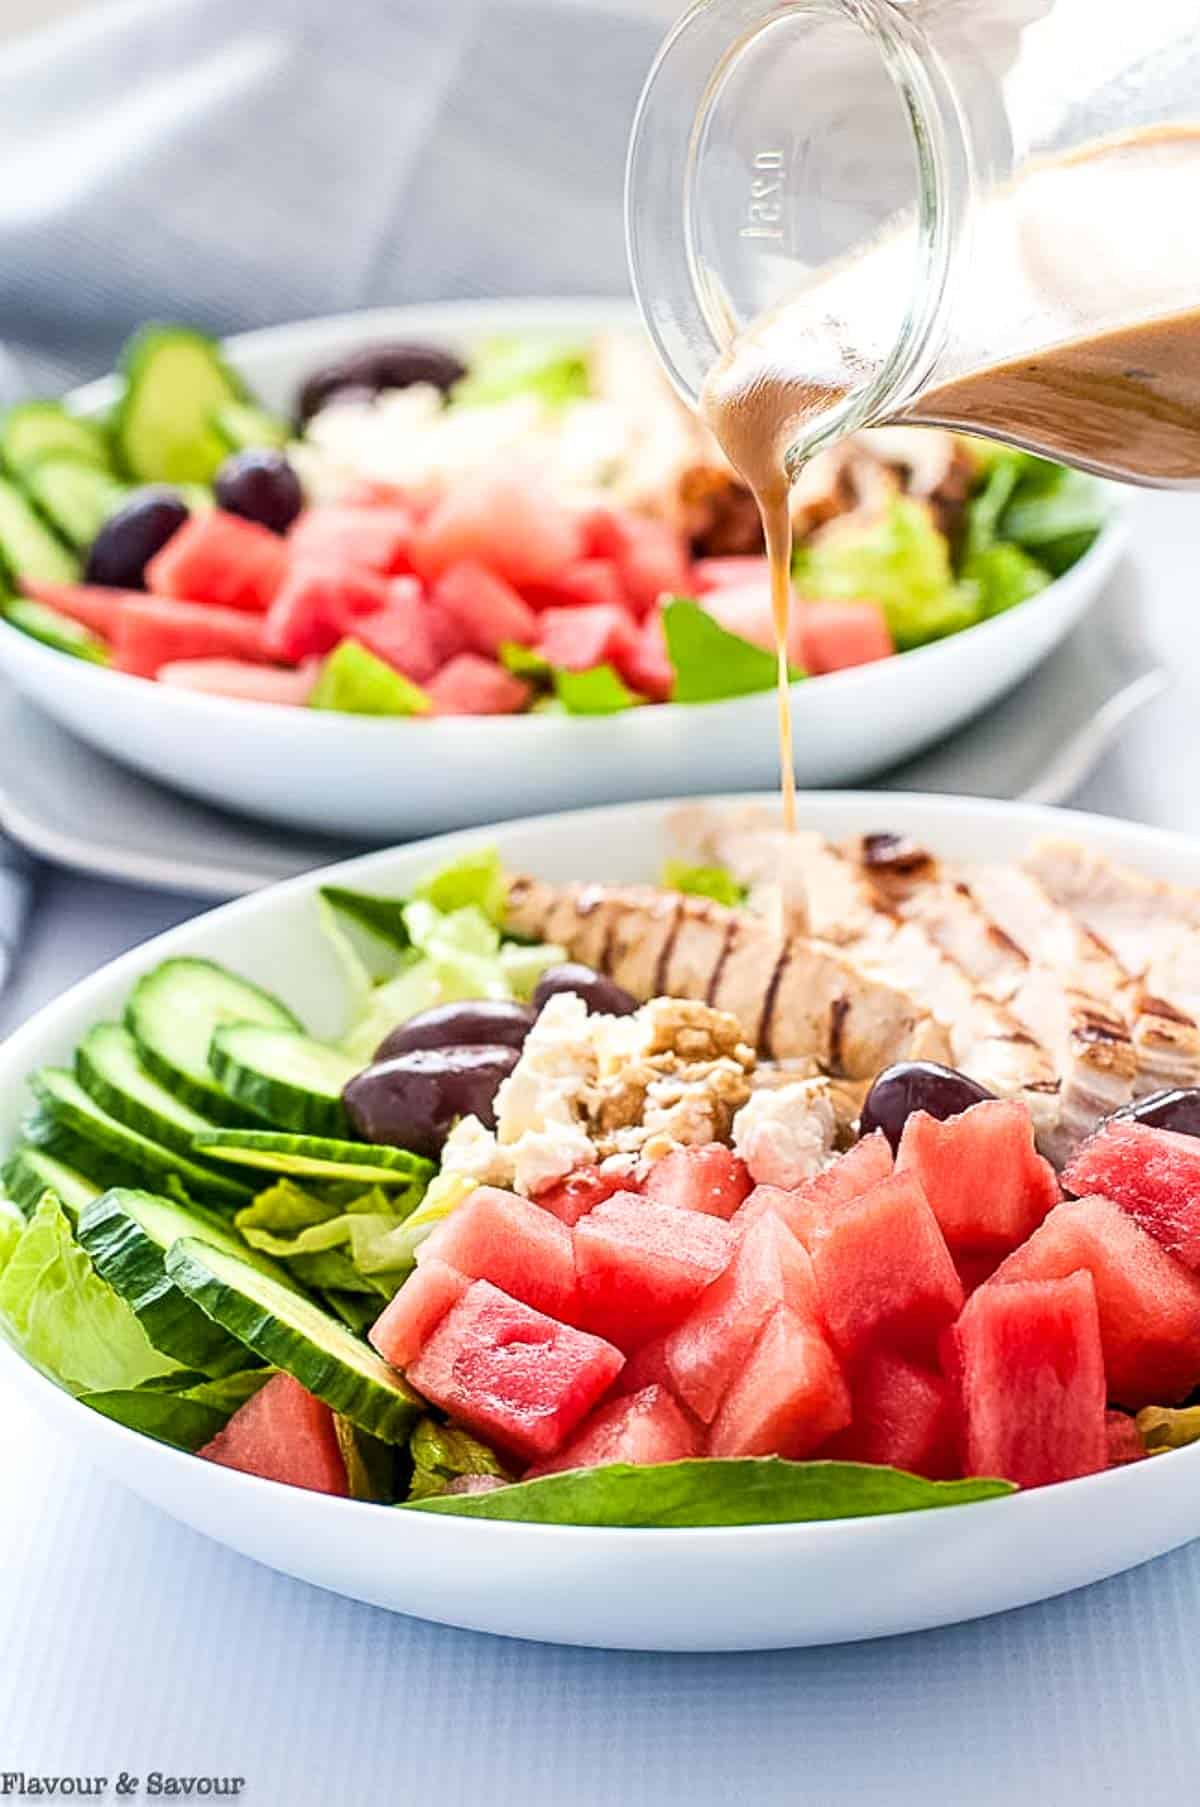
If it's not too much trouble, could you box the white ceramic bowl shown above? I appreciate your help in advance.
[0,300,1126,840]
[2,790,1199,1651]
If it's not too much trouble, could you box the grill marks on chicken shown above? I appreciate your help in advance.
[504,876,939,1078]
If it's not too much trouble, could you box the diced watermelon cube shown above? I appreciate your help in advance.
[526,1383,700,1478]
[610,1332,676,1399]
[406,1280,624,1461]
[693,557,770,592]
[825,1350,957,1479]
[198,1372,348,1496]
[1063,1118,1200,1271]
[157,658,317,704]
[797,600,894,675]
[521,558,628,613]
[412,477,583,588]
[663,1212,818,1423]
[642,1144,752,1219]
[947,1271,1107,1488]
[582,507,691,616]
[953,1249,1004,1297]
[261,562,390,662]
[701,580,806,663]
[733,1131,894,1246]
[536,602,639,674]
[621,608,674,702]
[987,1192,1200,1407]
[808,1170,964,1366]
[350,577,462,683]
[287,504,415,575]
[368,1257,471,1370]
[573,1192,732,1350]
[432,560,539,655]
[145,510,288,612]
[1105,1410,1148,1466]
[533,1161,637,1227]
[424,653,532,716]
[20,579,128,638]
[896,1099,1059,1253]
[708,1307,851,1458]
[112,597,270,677]
[418,1185,578,1323]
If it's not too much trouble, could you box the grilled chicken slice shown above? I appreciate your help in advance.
[504,876,942,1078]
[1025,837,1200,1094]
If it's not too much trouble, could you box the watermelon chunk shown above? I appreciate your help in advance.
[611,1332,677,1400]
[412,477,583,588]
[533,1161,636,1227]
[1062,1118,1200,1271]
[287,505,415,576]
[526,1383,700,1478]
[406,1280,624,1461]
[19,579,129,638]
[573,1192,732,1350]
[798,600,894,675]
[1105,1410,1147,1466]
[145,510,288,613]
[425,653,531,716]
[986,1192,1200,1407]
[582,507,691,616]
[808,1170,964,1365]
[953,1249,1004,1297]
[157,658,317,703]
[536,602,640,677]
[198,1372,348,1496]
[825,1350,957,1479]
[418,1185,578,1322]
[693,556,770,593]
[896,1099,1059,1253]
[112,597,270,677]
[642,1144,753,1219]
[663,1212,819,1423]
[352,577,467,683]
[432,560,539,655]
[261,562,390,662]
[708,1307,851,1459]
[700,580,806,663]
[368,1257,471,1370]
[733,1132,894,1246]
[521,558,628,613]
[947,1271,1107,1488]
[621,608,674,702]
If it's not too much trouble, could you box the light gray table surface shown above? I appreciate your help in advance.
[3,486,1200,1804]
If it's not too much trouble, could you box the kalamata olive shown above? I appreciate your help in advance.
[532,963,638,1017]
[373,1000,536,1062]
[84,486,189,588]
[214,449,303,534]
[343,1044,519,1159]
[1112,1087,1200,1138]
[860,1060,995,1153]
[296,341,468,424]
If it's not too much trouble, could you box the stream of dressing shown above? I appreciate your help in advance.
[701,125,1200,835]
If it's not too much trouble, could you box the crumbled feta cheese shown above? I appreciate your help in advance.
[510,1124,596,1198]
[732,1083,837,1189]
[439,1115,514,1188]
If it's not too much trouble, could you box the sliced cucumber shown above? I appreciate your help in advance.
[165,1236,420,1441]
[0,401,112,475]
[212,401,289,453]
[3,1145,101,1219]
[0,478,79,584]
[114,326,247,485]
[23,459,127,549]
[77,1022,223,1156]
[77,1187,282,1374]
[209,1024,356,1138]
[28,1069,252,1208]
[191,1129,433,1187]
[125,957,301,1123]
[3,598,110,664]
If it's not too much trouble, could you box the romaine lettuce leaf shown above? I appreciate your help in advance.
[341,905,514,1063]
[962,542,1051,618]
[234,1179,422,1298]
[82,1367,271,1450]
[0,1197,23,1275]
[796,496,979,651]
[379,1171,477,1270]
[411,845,508,926]
[1135,1404,1200,1453]
[498,939,565,1001]
[553,665,641,714]
[406,1416,512,1501]
[661,860,747,907]
[0,1190,178,1394]
[309,639,431,716]
[451,336,590,410]
[999,465,1109,575]
[663,597,799,703]
[335,1415,398,1501]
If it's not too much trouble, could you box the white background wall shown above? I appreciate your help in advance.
[0,0,83,34]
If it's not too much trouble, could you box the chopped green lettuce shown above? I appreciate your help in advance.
[335,1415,398,1501]
[0,1197,23,1275]
[411,846,508,926]
[0,1190,178,1394]
[379,1171,477,1271]
[553,664,641,714]
[661,860,747,908]
[958,453,1053,618]
[498,939,565,1000]
[796,496,980,651]
[999,465,1109,575]
[1135,1405,1199,1454]
[406,1416,512,1501]
[663,597,800,703]
[234,1179,423,1299]
[341,903,512,1063]
[452,336,590,410]
[309,640,431,716]
[82,1367,271,1451]
[499,641,552,681]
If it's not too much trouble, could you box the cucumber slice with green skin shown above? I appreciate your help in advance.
[23,459,128,550]
[209,1024,357,1138]
[77,1022,223,1156]
[3,1145,101,1218]
[0,401,112,475]
[77,1187,283,1374]
[3,598,110,665]
[211,401,290,453]
[165,1237,421,1441]
[29,1069,253,1208]
[0,478,79,584]
[191,1129,433,1187]
[114,326,248,485]
[125,957,302,1124]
